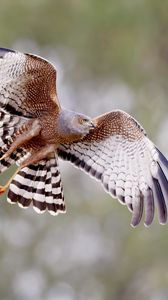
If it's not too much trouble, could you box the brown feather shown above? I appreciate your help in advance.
[82,110,146,143]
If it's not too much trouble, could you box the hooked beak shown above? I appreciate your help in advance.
[89,120,96,129]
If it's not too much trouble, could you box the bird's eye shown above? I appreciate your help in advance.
[79,118,88,125]
[83,118,89,123]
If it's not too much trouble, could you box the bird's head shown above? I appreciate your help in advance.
[72,113,96,135]
[57,109,96,141]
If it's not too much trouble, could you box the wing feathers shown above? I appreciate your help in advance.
[0,48,15,58]
[143,188,155,226]
[58,110,168,226]
[152,178,167,224]
[0,47,60,117]
[0,110,30,172]
[131,193,143,227]
[157,163,168,203]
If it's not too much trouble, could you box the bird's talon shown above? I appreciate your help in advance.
[0,155,6,161]
[0,186,6,194]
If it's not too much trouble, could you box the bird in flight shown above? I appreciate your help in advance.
[0,47,167,227]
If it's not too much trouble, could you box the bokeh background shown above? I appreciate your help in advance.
[0,1,168,299]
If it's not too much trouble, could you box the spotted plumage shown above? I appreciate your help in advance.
[0,47,167,226]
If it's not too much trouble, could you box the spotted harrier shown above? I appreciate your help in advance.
[0,47,167,227]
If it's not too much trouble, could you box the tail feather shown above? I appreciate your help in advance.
[7,157,66,215]
[45,160,56,214]
[32,161,47,214]
[51,159,65,214]
[7,165,39,207]
[45,160,57,214]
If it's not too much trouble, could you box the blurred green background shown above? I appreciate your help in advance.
[0,0,168,299]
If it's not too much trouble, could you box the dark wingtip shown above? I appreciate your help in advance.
[130,195,143,227]
[153,177,167,224]
[144,188,155,227]
[156,148,168,169]
[0,47,15,58]
[150,148,168,225]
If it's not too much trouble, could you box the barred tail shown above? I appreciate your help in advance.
[7,157,66,216]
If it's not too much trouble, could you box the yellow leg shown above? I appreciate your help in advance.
[0,119,41,162]
[0,166,21,194]
[0,144,55,195]
[0,153,8,162]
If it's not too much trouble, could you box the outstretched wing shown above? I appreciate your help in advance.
[7,156,66,216]
[0,47,60,118]
[58,110,168,227]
